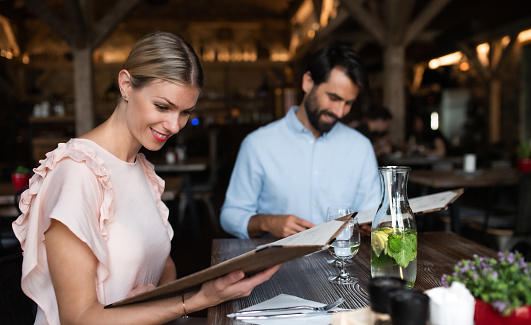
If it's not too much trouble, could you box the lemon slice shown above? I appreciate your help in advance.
[371,231,388,257]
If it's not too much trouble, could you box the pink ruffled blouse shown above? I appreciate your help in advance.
[12,138,174,325]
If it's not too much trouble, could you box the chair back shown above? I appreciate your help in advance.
[514,173,531,236]
[0,252,36,324]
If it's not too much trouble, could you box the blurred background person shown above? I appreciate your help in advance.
[406,113,447,157]
[356,107,393,163]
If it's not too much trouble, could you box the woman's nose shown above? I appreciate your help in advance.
[163,114,181,134]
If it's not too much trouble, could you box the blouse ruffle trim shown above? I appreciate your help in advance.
[136,154,172,239]
[12,140,114,305]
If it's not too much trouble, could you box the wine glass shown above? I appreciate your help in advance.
[326,214,360,285]
[326,206,354,267]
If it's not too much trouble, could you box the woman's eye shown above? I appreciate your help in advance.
[155,104,168,111]
[181,110,192,116]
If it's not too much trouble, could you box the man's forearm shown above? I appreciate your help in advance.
[247,214,268,238]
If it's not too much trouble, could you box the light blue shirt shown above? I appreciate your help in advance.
[220,106,382,238]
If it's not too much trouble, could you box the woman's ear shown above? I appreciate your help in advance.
[301,71,314,94]
[118,69,132,100]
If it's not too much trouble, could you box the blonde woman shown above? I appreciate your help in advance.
[13,32,279,325]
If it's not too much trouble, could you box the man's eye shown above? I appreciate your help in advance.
[155,104,168,110]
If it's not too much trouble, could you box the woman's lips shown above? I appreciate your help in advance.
[151,128,170,142]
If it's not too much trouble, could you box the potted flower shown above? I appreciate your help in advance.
[12,165,31,190]
[516,140,531,173]
[442,251,531,325]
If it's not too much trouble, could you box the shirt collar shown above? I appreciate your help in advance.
[285,105,335,140]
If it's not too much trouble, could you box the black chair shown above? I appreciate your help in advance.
[0,186,27,254]
[177,129,220,235]
[468,173,531,255]
[0,252,36,325]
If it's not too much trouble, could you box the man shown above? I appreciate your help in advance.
[356,108,393,162]
[220,45,381,239]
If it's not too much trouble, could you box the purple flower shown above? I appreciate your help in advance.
[519,258,527,269]
[492,301,507,314]
[492,271,498,280]
[507,253,515,264]
[473,272,479,280]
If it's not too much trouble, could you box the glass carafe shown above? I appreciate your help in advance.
[371,166,417,288]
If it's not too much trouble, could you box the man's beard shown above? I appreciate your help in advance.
[304,89,339,133]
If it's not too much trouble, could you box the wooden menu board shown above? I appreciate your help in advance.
[106,214,355,307]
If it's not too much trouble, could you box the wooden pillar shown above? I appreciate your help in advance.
[383,45,406,143]
[73,48,94,136]
[489,79,502,144]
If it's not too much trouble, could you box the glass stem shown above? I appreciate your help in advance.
[339,260,347,277]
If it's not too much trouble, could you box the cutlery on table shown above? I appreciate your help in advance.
[227,297,345,317]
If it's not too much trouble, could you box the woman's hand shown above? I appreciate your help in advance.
[187,265,281,312]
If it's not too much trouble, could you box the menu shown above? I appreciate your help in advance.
[356,188,463,224]
[106,214,355,307]
[107,188,463,307]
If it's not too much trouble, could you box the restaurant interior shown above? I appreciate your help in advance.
[1,0,531,321]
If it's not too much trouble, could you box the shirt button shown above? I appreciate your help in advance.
[313,170,318,175]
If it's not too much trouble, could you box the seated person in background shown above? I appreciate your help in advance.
[220,45,381,239]
[407,114,447,157]
[12,32,278,325]
[356,107,393,162]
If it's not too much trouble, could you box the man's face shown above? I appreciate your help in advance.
[303,68,360,133]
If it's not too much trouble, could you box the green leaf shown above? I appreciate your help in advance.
[387,232,417,268]
[14,165,30,174]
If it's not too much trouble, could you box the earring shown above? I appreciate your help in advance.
[123,95,129,100]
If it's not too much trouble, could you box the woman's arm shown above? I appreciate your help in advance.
[158,257,177,286]
[45,219,279,325]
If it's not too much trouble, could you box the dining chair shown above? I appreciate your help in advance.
[177,129,220,235]
[467,173,531,255]
[0,252,36,325]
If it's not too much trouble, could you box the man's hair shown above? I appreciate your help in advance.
[305,45,368,90]
[368,108,393,120]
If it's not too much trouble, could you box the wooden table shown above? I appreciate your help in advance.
[383,155,463,169]
[409,168,520,234]
[207,233,497,324]
[409,168,519,189]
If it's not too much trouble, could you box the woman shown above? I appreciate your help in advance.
[13,32,279,325]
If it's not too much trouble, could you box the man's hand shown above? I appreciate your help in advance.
[248,214,316,238]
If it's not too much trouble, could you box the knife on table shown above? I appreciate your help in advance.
[228,309,346,319]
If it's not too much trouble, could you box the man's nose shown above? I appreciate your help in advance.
[331,101,349,119]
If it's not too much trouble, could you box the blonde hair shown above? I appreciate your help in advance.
[123,31,204,89]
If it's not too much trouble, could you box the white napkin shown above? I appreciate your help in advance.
[425,282,475,325]
[233,294,341,325]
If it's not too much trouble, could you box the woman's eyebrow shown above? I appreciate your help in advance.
[155,96,176,107]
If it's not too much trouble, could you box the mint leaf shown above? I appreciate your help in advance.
[387,232,417,268]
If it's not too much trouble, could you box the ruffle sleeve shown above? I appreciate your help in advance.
[12,140,114,324]
[136,154,174,240]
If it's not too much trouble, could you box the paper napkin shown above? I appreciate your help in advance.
[425,282,475,325]
[232,294,343,325]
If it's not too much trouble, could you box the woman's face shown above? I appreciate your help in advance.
[125,79,200,152]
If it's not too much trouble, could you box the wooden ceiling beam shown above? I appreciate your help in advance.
[385,0,416,45]
[339,0,386,46]
[64,0,88,48]
[21,0,73,46]
[91,0,143,49]
[403,0,452,45]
